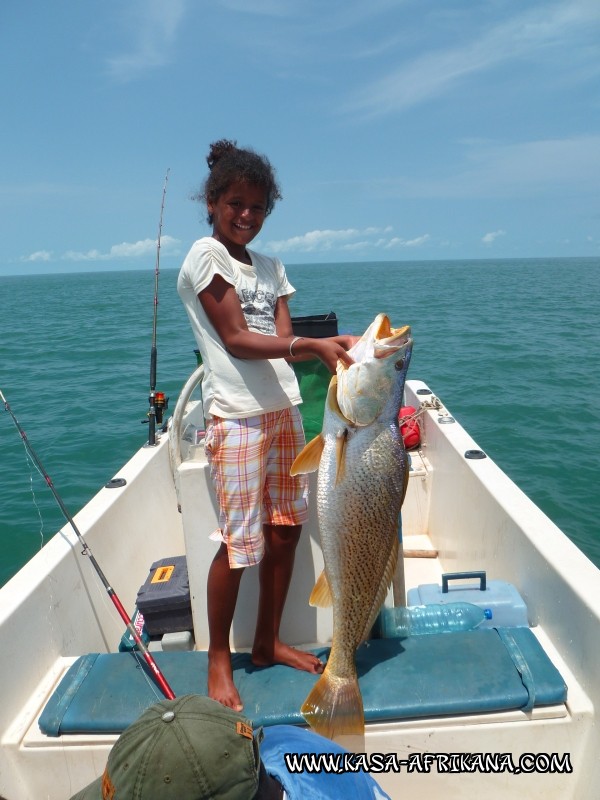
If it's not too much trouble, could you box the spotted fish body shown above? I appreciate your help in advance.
[291,314,413,739]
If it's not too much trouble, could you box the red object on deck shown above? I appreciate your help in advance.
[399,406,420,449]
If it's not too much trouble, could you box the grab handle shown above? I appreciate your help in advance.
[442,571,487,593]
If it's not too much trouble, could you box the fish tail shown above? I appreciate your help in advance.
[301,669,364,739]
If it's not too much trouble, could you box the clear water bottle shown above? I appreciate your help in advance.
[379,602,492,637]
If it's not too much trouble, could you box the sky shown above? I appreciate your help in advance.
[1,0,600,276]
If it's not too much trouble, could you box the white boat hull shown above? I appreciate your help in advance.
[1,379,599,799]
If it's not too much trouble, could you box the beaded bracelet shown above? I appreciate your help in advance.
[289,335,304,356]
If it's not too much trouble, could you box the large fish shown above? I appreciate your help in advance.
[291,313,413,739]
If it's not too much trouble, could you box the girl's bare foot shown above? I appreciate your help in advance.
[252,640,324,673]
[208,650,243,711]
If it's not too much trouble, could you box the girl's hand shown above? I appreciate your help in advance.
[310,338,355,373]
[286,333,359,373]
[332,334,360,352]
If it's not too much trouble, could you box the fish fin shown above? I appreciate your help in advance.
[290,434,324,475]
[301,670,364,739]
[361,537,399,642]
[334,428,349,486]
[309,570,333,607]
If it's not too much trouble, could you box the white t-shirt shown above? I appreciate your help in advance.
[177,237,302,419]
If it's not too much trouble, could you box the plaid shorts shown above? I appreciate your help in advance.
[204,406,309,568]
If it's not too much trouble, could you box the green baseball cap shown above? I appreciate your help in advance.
[70,694,261,800]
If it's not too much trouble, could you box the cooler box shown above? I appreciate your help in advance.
[136,556,193,636]
[406,571,529,628]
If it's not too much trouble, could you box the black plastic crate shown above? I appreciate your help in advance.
[291,312,338,339]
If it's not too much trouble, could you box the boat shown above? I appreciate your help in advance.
[1,325,599,800]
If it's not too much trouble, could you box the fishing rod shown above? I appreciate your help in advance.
[0,388,176,700]
[147,168,170,446]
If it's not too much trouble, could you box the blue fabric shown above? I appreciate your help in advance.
[496,627,536,711]
[39,628,567,737]
[40,654,98,737]
[261,725,391,799]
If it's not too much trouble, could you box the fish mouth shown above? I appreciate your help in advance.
[341,313,412,369]
[373,315,411,358]
[333,313,413,427]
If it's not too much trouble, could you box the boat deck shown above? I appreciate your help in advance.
[1,400,597,800]
[10,448,574,747]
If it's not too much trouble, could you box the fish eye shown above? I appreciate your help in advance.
[395,359,404,371]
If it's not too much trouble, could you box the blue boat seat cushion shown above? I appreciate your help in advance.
[39,627,567,737]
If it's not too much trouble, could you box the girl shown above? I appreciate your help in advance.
[177,140,356,711]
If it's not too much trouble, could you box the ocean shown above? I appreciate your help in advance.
[1,257,599,587]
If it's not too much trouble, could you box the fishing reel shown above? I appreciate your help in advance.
[144,390,169,446]
[152,391,169,424]
[147,390,169,425]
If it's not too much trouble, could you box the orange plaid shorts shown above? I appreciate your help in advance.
[204,406,309,568]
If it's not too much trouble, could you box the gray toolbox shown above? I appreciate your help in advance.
[136,555,193,636]
[406,571,529,628]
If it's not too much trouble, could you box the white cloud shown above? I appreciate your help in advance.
[21,250,53,263]
[343,1,600,118]
[385,235,430,248]
[109,238,168,259]
[23,236,181,264]
[106,0,187,81]
[341,240,371,252]
[265,227,428,254]
[65,235,181,261]
[63,249,103,262]
[267,228,375,253]
[482,230,506,244]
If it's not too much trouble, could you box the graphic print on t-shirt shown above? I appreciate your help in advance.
[239,286,277,335]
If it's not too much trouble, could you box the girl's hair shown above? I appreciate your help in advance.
[194,139,282,225]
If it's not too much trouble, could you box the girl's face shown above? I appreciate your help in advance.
[208,181,268,259]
